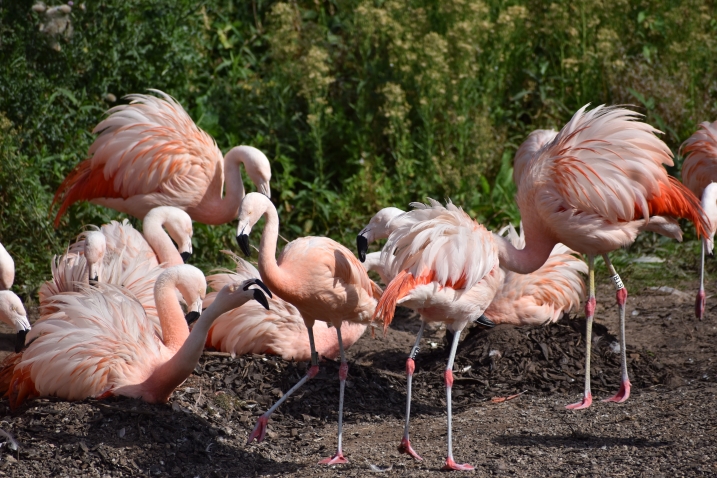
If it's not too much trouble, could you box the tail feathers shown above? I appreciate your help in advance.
[373,270,434,333]
[645,177,709,238]
[52,160,121,227]
[0,353,37,409]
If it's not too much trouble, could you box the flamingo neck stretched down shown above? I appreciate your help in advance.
[153,269,190,353]
[142,208,187,266]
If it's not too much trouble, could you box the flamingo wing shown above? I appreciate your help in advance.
[524,105,708,237]
[681,120,717,198]
[53,90,222,225]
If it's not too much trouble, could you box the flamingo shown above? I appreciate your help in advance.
[373,199,501,470]
[237,193,382,465]
[51,90,272,226]
[0,243,31,352]
[680,119,717,320]
[513,129,558,187]
[39,207,196,332]
[201,252,366,361]
[0,264,270,407]
[491,105,710,409]
[485,224,587,326]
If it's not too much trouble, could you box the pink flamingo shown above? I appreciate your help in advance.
[52,90,272,226]
[0,243,30,352]
[237,193,382,465]
[0,243,31,352]
[492,105,710,409]
[513,129,558,187]
[373,199,501,470]
[680,119,717,320]
[202,252,366,361]
[485,224,587,326]
[0,265,269,407]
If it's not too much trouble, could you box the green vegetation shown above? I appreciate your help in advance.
[1,0,716,298]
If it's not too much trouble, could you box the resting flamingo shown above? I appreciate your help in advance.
[238,193,382,465]
[0,243,30,352]
[373,199,501,470]
[40,207,196,332]
[202,252,366,361]
[491,105,709,409]
[0,264,269,407]
[52,90,271,226]
[680,119,717,320]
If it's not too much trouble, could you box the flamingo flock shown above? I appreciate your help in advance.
[0,89,715,471]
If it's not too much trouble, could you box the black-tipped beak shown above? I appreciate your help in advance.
[90,275,99,283]
[477,314,495,328]
[244,278,272,298]
[15,330,28,353]
[185,311,201,325]
[237,234,251,257]
[180,251,192,264]
[253,289,270,310]
[357,234,368,262]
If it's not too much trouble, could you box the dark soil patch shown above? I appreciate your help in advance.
[0,282,715,476]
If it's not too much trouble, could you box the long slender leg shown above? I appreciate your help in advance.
[696,239,707,320]
[443,327,474,471]
[398,320,426,461]
[602,254,631,403]
[319,326,349,465]
[567,255,595,410]
[247,326,320,444]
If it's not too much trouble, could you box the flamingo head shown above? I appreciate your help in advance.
[357,207,405,262]
[0,291,31,353]
[83,231,106,282]
[231,145,272,199]
[211,278,272,313]
[157,207,194,263]
[236,192,272,257]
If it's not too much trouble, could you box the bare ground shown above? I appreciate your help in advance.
[0,280,715,477]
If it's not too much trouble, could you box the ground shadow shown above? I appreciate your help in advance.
[493,433,672,449]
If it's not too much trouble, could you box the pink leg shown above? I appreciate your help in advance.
[602,279,631,403]
[318,327,349,465]
[247,326,320,444]
[442,328,474,471]
[398,321,425,461]
[696,239,706,320]
[567,255,595,410]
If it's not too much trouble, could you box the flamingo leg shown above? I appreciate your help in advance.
[567,254,595,410]
[696,239,706,320]
[319,327,349,465]
[398,320,425,461]
[247,326,320,444]
[442,327,474,471]
[602,254,631,403]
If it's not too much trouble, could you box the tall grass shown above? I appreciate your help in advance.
[1,0,716,297]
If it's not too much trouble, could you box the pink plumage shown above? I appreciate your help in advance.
[513,129,557,187]
[52,90,271,226]
[203,253,366,361]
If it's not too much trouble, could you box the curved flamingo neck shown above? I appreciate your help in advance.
[143,214,182,266]
[144,298,225,402]
[256,202,292,295]
[189,148,247,225]
[493,227,556,274]
[154,271,190,353]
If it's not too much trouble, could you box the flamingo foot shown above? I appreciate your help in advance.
[602,380,631,403]
[397,437,423,461]
[442,457,474,471]
[565,393,593,410]
[318,452,348,465]
[247,414,269,444]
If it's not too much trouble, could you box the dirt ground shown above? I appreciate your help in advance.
[0,279,715,477]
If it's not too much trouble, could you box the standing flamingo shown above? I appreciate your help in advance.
[0,243,31,352]
[202,252,366,361]
[373,199,501,470]
[0,265,269,407]
[492,105,709,409]
[680,119,717,320]
[238,193,382,465]
[52,90,272,226]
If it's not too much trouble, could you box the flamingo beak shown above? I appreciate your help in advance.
[477,314,495,328]
[15,329,28,353]
[253,289,269,310]
[243,278,273,298]
[180,251,192,263]
[237,234,251,257]
[185,311,201,325]
[357,233,369,262]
